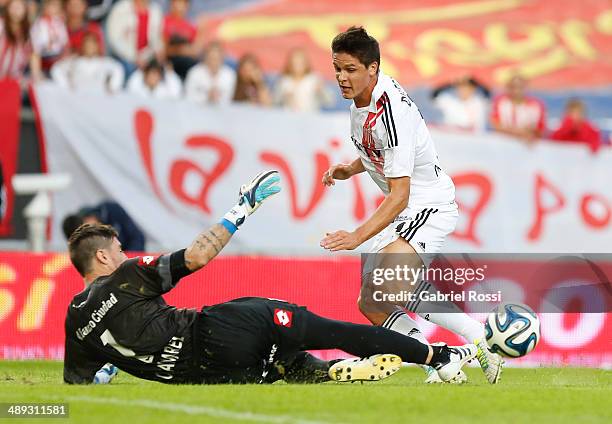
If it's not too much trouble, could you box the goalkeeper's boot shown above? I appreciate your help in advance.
[328,354,401,382]
[422,341,468,384]
[475,338,503,384]
[423,364,468,384]
[431,344,477,383]
[283,352,332,384]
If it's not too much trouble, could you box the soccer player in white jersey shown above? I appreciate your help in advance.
[320,27,502,384]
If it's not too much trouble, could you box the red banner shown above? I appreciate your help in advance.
[0,79,21,236]
[204,0,612,90]
[0,252,610,366]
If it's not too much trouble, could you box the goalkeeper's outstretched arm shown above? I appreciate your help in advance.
[184,223,232,272]
[184,170,281,272]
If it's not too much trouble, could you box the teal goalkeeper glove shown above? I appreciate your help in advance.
[222,170,281,232]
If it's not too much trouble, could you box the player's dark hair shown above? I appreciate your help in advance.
[68,224,118,277]
[62,214,84,240]
[331,26,380,69]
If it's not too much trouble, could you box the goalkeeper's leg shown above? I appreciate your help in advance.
[296,310,476,382]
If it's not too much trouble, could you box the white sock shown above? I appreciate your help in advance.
[382,311,434,372]
[381,310,429,344]
[407,280,484,343]
[418,312,484,343]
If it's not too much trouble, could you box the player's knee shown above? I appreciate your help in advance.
[357,296,377,323]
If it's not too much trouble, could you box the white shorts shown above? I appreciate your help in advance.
[370,202,459,264]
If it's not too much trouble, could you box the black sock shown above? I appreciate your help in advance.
[299,311,430,364]
[429,345,449,366]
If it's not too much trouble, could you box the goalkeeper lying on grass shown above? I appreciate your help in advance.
[64,171,476,385]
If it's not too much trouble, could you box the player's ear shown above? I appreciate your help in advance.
[368,61,378,77]
[95,248,109,265]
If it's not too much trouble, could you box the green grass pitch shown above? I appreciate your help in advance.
[0,361,610,423]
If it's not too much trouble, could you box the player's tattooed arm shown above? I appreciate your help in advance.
[184,224,232,271]
[184,171,280,270]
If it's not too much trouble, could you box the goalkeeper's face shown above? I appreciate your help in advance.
[101,237,128,272]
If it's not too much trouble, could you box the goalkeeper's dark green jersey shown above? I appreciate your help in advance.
[63,251,197,384]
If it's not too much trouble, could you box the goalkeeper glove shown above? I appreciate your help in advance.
[93,363,118,384]
[221,170,281,233]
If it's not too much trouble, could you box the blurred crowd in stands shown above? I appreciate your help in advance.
[431,74,605,151]
[0,0,608,150]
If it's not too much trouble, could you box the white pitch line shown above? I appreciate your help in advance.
[61,395,334,424]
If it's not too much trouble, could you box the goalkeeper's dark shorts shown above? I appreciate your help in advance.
[191,297,311,384]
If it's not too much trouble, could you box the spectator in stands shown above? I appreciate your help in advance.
[30,0,68,73]
[106,0,163,73]
[0,0,41,82]
[490,74,546,143]
[127,57,181,99]
[431,76,490,133]
[62,200,145,251]
[184,40,235,106]
[550,99,602,153]
[163,0,204,80]
[64,0,104,54]
[274,47,333,112]
[233,53,271,106]
[26,0,37,21]
[0,0,24,14]
[51,30,124,93]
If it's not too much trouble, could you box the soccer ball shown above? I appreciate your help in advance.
[485,303,540,358]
